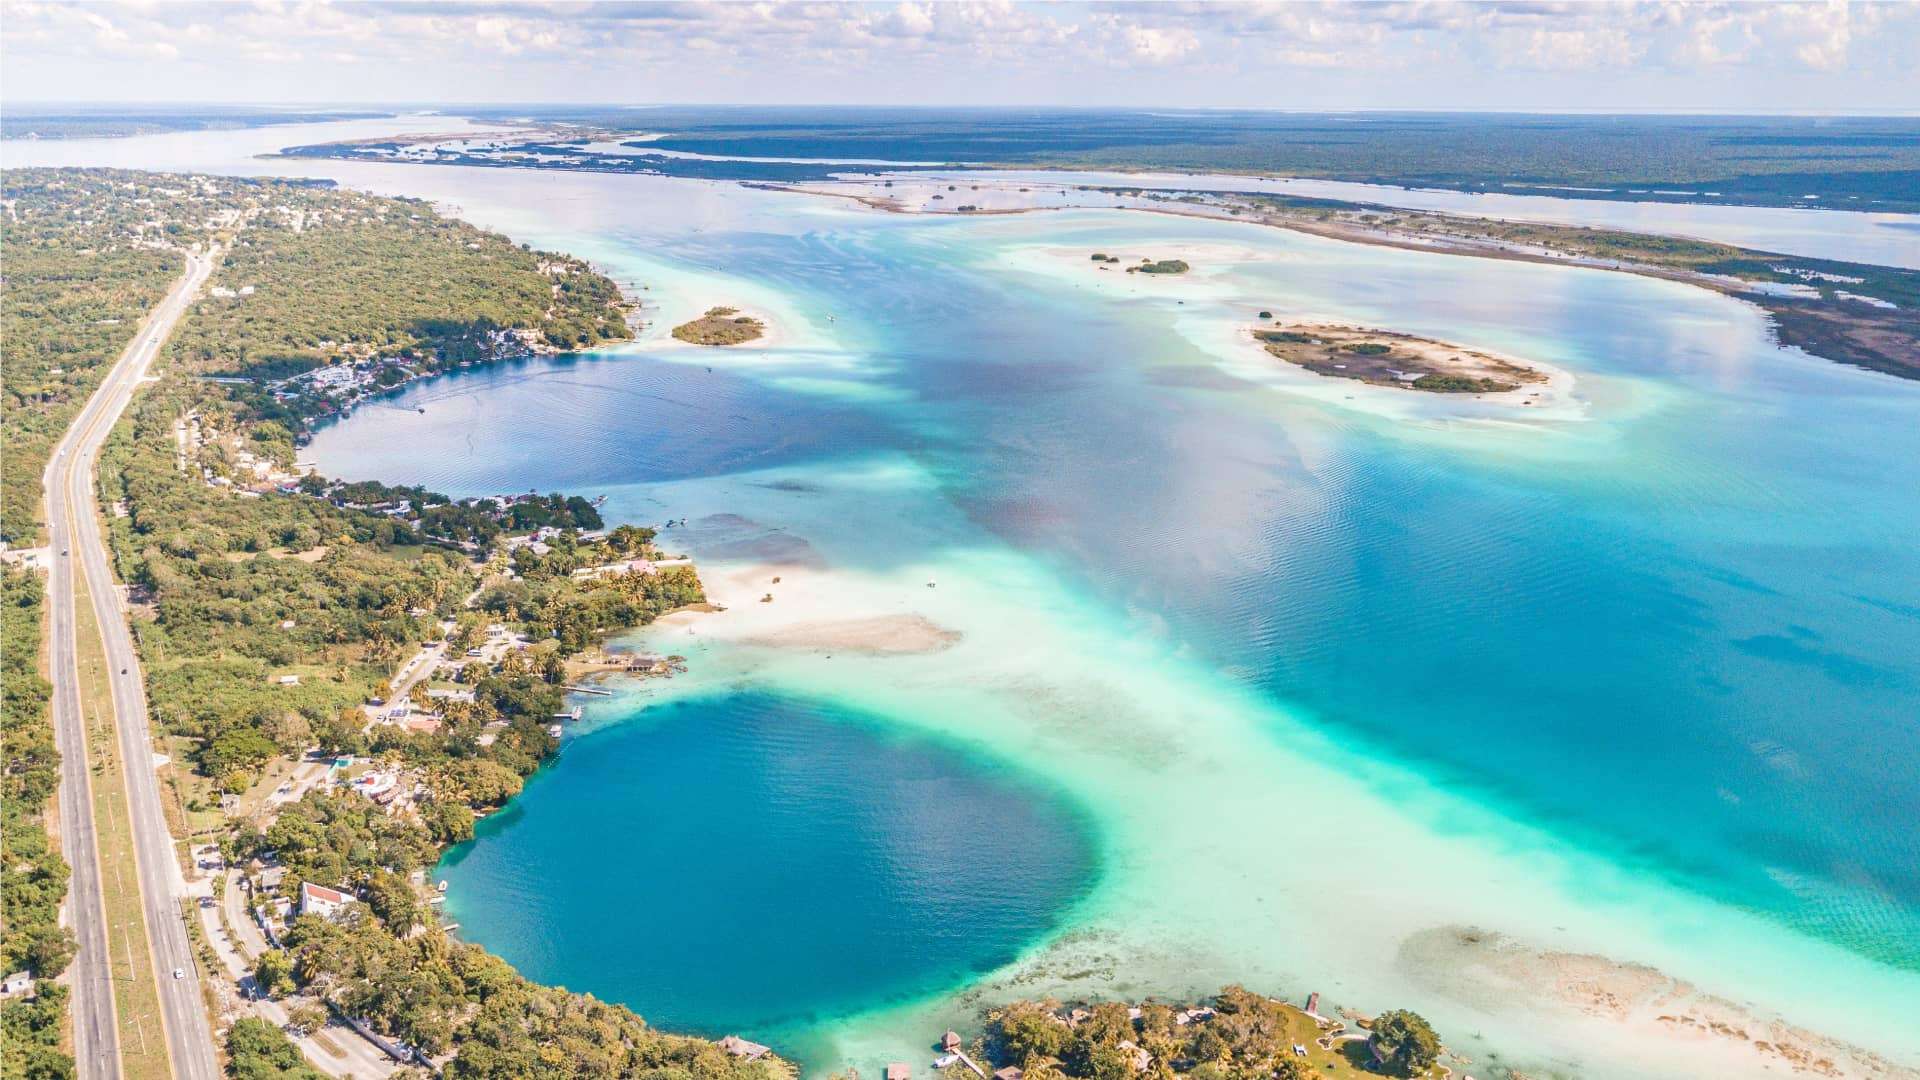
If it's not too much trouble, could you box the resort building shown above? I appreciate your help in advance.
[299,881,352,920]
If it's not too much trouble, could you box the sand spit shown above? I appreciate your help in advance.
[741,614,961,656]
[1397,927,1917,1079]
[647,513,958,662]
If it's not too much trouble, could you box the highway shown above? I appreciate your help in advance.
[44,248,220,1080]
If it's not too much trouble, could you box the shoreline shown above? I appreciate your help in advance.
[766,180,1917,383]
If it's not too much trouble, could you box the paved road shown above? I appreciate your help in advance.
[44,249,220,1080]
[204,874,401,1078]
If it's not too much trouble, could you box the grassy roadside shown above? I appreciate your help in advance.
[72,570,175,1080]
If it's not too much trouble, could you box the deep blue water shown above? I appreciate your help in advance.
[437,693,1097,1035]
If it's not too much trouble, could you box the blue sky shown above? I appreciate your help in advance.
[2,1,1916,113]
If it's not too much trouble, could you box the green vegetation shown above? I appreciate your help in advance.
[165,182,630,435]
[625,111,1920,211]
[0,569,74,1080]
[672,307,765,346]
[1218,191,1920,381]
[1411,374,1506,393]
[1,106,381,141]
[0,981,72,1080]
[1366,1011,1441,1077]
[0,170,195,544]
[1254,323,1533,395]
[986,987,1445,1080]
[489,527,705,652]
[1129,259,1189,275]
[3,167,777,1078]
[224,1016,326,1080]
[101,380,474,791]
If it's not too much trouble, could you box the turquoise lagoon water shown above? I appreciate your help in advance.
[436,692,1096,1033]
[270,170,1920,1076]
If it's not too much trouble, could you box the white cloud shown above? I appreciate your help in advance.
[0,0,1914,108]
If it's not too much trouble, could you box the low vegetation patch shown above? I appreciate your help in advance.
[672,306,765,345]
[1253,322,1544,395]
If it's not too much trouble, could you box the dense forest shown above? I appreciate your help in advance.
[422,107,1920,212]
[164,183,630,389]
[0,170,203,544]
[0,570,75,1080]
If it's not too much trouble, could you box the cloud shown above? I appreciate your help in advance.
[1,0,1914,108]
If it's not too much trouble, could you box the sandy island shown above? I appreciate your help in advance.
[672,306,767,346]
[1398,927,1915,1079]
[1254,322,1550,396]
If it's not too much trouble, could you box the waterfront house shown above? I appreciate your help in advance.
[942,1032,962,1053]
[993,1069,1023,1080]
[719,1036,771,1062]
[887,1065,911,1080]
[299,881,352,920]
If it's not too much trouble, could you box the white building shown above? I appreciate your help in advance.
[299,881,352,920]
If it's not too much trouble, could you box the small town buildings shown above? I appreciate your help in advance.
[0,972,34,998]
[718,1036,771,1062]
[299,881,351,920]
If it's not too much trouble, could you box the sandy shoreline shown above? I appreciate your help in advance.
[649,555,962,658]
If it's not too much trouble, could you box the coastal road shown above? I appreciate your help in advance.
[44,248,220,1080]
[204,873,401,1078]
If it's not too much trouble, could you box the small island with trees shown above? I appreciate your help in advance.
[1252,322,1547,395]
[673,306,767,345]
[1088,253,1190,275]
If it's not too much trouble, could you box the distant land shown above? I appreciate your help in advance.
[0,103,390,140]
[434,107,1920,213]
[15,104,1919,213]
